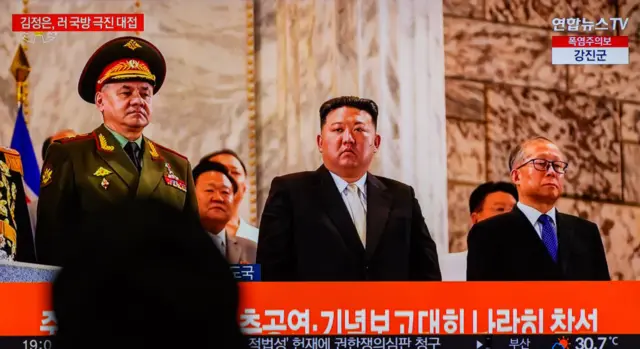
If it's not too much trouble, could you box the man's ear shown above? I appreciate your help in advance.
[95,91,104,111]
[510,169,520,186]
[373,133,381,152]
[470,212,479,225]
[316,134,323,153]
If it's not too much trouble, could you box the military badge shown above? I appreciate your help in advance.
[41,165,53,187]
[163,176,186,192]
[101,178,110,190]
[163,163,186,192]
[93,167,112,177]
[165,163,176,177]
[124,39,142,51]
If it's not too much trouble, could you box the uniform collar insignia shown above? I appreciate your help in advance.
[147,141,161,160]
[93,167,112,177]
[97,133,115,152]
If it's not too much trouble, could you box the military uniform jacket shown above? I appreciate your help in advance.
[0,147,36,263]
[35,124,200,266]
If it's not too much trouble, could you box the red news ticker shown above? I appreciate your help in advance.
[2,282,640,336]
[551,35,628,48]
[12,13,144,32]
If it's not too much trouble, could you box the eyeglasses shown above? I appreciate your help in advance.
[516,158,568,174]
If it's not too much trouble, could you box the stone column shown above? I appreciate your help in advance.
[255,0,448,252]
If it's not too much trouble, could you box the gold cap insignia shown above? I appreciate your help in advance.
[96,59,156,89]
[93,167,112,177]
[124,39,142,51]
[41,166,53,187]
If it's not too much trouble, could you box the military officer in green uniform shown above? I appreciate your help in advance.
[36,36,248,349]
[0,146,36,263]
[35,36,200,266]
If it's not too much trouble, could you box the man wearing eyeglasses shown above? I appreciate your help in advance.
[466,136,610,281]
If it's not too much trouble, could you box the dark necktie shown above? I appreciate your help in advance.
[124,141,141,172]
[538,214,558,262]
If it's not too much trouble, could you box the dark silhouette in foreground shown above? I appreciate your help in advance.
[51,199,247,349]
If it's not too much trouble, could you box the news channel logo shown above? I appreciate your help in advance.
[21,32,58,44]
[552,336,570,348]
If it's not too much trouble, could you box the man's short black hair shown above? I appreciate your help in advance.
[319,96,378,128]
[468,181,518,214]
[42,137,53,159]
[199,149,247,175]
[192,161,238,193]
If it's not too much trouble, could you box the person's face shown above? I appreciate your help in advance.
[209,153,246,204]
[511,140,566,204]
[195,171,234,225]
[471,191,517,225]
[317,107,381,176]
[95,81,153,132]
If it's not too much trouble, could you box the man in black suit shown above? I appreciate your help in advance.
[257,96,441,281]
[466,136,610,281]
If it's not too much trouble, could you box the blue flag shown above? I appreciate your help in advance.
[10,104,40,197]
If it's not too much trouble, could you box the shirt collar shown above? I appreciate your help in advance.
[238,217,249,230]
[104,124,143,148]
[517,201,557,226]
[210,229,226,244]
[329,171,367,197]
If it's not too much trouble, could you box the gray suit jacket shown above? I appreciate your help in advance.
[226,235,257,264]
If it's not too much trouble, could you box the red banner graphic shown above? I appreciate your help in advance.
[0,282,638,336]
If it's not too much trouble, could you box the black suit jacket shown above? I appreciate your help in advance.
[466,206,610,281]
[256,165,441,281]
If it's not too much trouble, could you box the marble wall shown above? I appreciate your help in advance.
[0,0,255,220]
[444,0,640,280]
[255,0,449,250]
[0,0,449,250]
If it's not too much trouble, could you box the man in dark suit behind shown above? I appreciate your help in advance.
[257,96,441,281]
[466,136,610,281]
[193,161,257,264]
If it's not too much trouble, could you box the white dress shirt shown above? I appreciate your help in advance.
[328,171,368,217]
[236,217,259,243]
[329,171,368,245]
[440,250,468,281]
[516,201,557,239]
[209,229,227,257]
